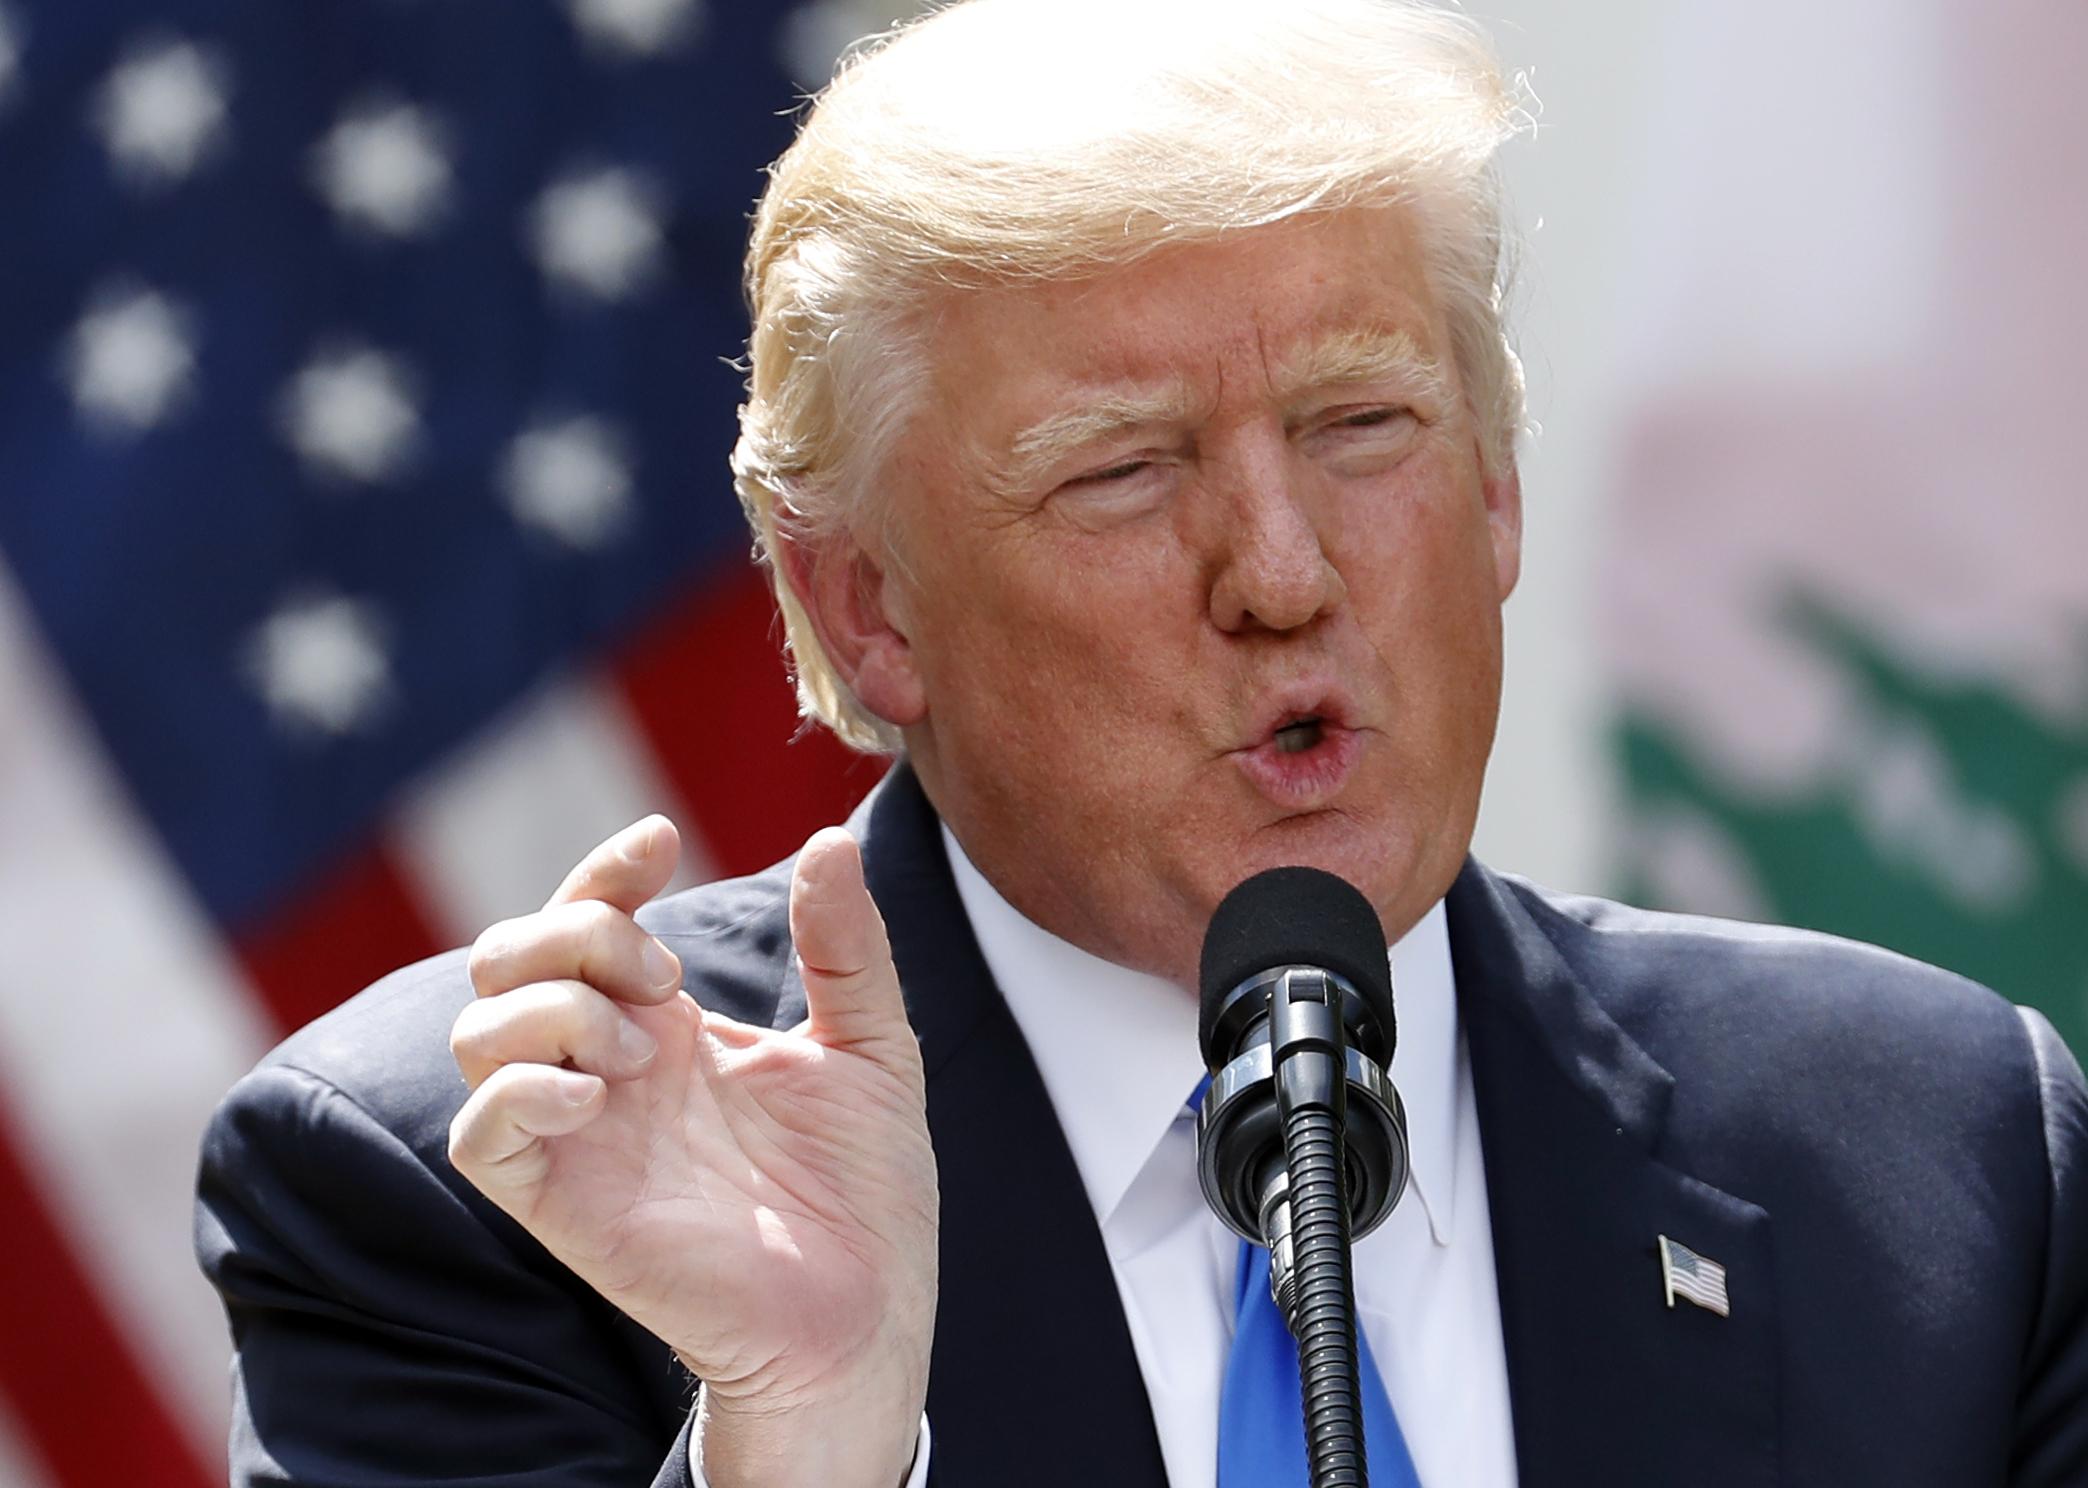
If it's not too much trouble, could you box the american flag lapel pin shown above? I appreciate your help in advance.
[1658,1234,1731,1318]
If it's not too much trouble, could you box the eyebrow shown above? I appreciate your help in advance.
[1271,324,1450,405]
[983,326,1451,497]
[985,381,1200,498]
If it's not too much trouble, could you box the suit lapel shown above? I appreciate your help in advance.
[827,778,1779,1485]
[1449,862,1780,1488]
[843,765,1171,1487]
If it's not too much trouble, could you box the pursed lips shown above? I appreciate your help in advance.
[1272,714,1329,754]
[1226,693,1364,811]
[1233,685,1360,751]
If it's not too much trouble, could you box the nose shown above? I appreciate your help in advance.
[1205,451,1346,634]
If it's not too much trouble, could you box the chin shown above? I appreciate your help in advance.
[1214,809,1393,898]
[1233,806,1468,939]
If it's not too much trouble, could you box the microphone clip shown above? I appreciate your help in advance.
[1195,965,1410,1257]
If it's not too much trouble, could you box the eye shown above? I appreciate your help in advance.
[1070,457,1152,485]
[1328,405,1410,431]
[1304,403,1419,449]
[1049,454,1171,530]
[1299,403,1422,475]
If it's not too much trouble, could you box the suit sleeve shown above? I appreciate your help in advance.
[196,1060,697,1487]
[2012,1007,2088,1486]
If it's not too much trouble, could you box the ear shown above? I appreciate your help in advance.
[1481,455,1523,603]
[775,526,928,729]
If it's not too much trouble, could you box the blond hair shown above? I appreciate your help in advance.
[733,0,1530,751]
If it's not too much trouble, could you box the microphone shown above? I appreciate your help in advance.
[1195,866,1411,1488]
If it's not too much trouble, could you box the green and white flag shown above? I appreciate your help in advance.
[1600,0,2088,1052]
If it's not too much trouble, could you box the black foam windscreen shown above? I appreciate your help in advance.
[1197,866,1394,1066]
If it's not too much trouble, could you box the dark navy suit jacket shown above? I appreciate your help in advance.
[197,762,2088,1485]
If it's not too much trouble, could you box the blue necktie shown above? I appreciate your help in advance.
[1216,1239,1423,1488]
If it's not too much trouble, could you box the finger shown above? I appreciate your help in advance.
[469,898,684,1005]
[450,979,660,1090]
[447,1063,606,1192]
[790,827,913,1058]
[544,814,681,914]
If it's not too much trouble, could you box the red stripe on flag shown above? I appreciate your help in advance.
[232,842,446,1036]
[0,1107,215,1488]
[612,558,884,878]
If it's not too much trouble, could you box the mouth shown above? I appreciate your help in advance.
[1230,698,1362,811]
[1272,715,1327,755]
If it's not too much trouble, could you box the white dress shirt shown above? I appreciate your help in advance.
[699,830,1519,1488]
[945,828,1519,1488]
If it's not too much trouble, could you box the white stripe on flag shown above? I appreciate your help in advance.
[390,671,710,944]
[0,562,273,1464]
[1675,1277,1727,1306]
[0,1392,57,1488]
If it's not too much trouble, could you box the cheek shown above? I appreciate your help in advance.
[961,523,1186,668]
[1343,473,1506,684]
[925,540,1206,777]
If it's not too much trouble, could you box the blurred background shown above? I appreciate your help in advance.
[0,0,2080,1482]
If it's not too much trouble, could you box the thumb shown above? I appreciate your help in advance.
[790,827,913,1059]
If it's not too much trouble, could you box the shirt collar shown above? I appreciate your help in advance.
[941,826,1462,1246]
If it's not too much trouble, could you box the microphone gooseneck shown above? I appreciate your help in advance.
[1195,867,1412,1488]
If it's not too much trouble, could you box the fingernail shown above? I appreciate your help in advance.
[559,1072,603,1107]
[617,1018,659,1069]
[643,937,682,993]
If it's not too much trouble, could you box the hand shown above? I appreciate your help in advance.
[447,817,937,1488]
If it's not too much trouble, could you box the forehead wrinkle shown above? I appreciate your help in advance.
[1273,324,1449,404]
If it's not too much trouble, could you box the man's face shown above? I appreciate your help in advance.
[810,207,1520,987]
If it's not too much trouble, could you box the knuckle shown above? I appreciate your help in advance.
[563,984,616,1041]
[467,917,528,991]
[446,1102,487,1170]
[447,1010,480,1065]
[569,897,625,940]
[448,999,505,1073]
[469,1063,530,1125]
[450,983,582,1074]
[574,901,636,972]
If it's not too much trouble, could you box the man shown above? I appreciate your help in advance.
[196,1,2088,1485]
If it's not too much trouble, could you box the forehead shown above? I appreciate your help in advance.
[918,207,1451,434]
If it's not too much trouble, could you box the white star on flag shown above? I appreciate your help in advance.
[527,166,666,303]
[278,344,423,485]
[242,591,395,737]
[91,36,231,190]
[60,280,198,437]
[309,97,454,240]
[566,0,705,60]
[778,0,937,89]
[501,414,637,550]
[0,5,24,110]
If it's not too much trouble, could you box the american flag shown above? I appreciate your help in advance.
[0,2,922,1482]
[1658,1234,1731,1318]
